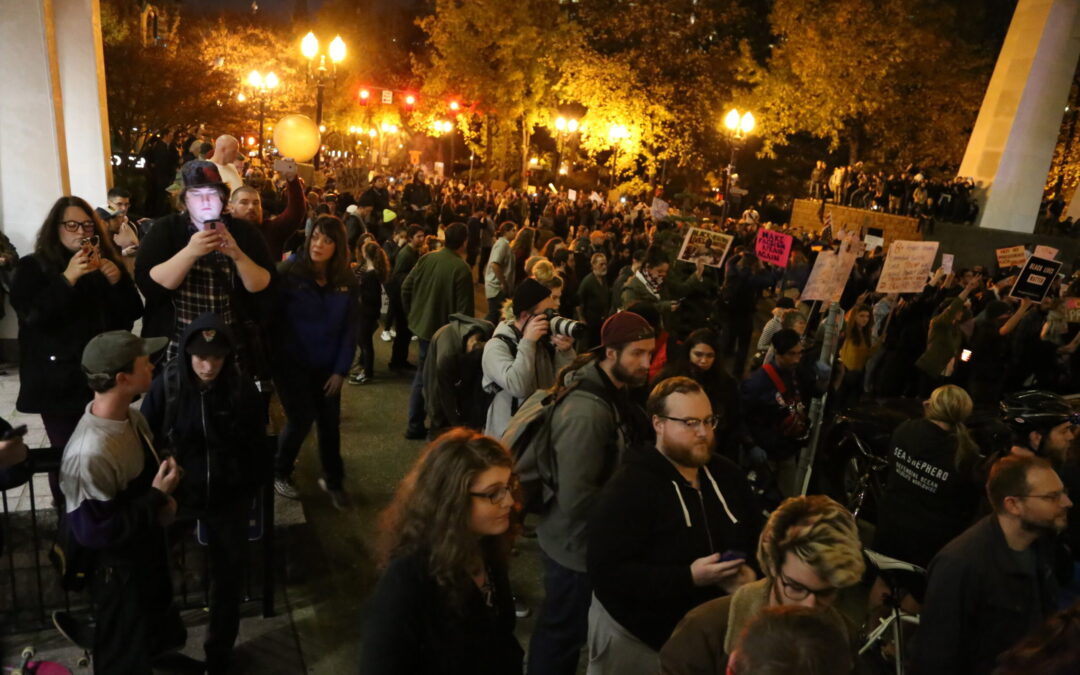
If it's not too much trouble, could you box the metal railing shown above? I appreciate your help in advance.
[1,445,276,635]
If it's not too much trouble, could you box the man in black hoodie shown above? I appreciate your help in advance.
[586,376,763,673]
[141,313,268,675]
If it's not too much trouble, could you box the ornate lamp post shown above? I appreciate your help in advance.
[608,123,629,189]
[722,108,755,222]
[554,116,578,186]
[300,32,346,169]
[246,70,278,162]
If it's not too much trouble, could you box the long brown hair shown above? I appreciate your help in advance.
[34,196,124,275]
[511,226,537,256]
[376,428,514,611]
[286,215,354,287]
[360,240,390,284]
[844,304,873,347]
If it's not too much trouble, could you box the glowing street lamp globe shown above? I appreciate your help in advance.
[329,36,346,64]
[301,32,318,60]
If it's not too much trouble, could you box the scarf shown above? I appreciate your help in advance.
[636,268,662,299]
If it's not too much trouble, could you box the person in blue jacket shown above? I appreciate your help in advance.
[272,216,358,509]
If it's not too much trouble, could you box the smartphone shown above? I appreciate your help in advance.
[205,220,224,231]
[273,158,297,174]
[719,549,747,563]
[0,425,28,441]
[961,349,973,363]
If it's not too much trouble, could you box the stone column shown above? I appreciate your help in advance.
[958,0,1080,234]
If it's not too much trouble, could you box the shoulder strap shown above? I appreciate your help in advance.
[762,364,787,396]
[162,360,181,447]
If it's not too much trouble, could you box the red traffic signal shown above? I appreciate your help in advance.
[405,94,416,108]
[359,88,370,104]
[448,100,460,112]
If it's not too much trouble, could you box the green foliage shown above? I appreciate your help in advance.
[737,0,994,167]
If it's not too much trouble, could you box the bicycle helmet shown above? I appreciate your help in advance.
[1000,390,1079,441]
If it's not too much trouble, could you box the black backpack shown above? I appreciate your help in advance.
[500,376,613,514]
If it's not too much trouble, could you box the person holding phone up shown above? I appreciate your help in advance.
[585,376,763,675]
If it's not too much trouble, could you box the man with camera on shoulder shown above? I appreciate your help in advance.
[482,278,577,438]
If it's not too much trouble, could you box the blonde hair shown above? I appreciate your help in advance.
[925,384,979,474]
[757,495,865,590]
[531,259,556,284]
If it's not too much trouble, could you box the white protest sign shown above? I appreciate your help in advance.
[1034,245,1058,260]
[801,233,859,303]
[996,245,1027,269]
[876,240,940,294]
[677,227,734,269]
[941,253,954,276]
[567,189,577,202]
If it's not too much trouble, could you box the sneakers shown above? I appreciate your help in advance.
[389,361,417,373]
[390,328,397,338]
[411,335,418,342]
[274,476,300,500]
[513,596,532,619]
[318,478,350,511]
[348,372,370,385]
[380,330,392,342]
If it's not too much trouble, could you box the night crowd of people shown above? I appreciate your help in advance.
[2,131,1080,675]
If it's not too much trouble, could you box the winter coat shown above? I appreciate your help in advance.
[274,260,359,375]
[401,248,474,341]
[11,252,143,414]
[140,314,267,514]
[481,321,576,439]
[588,444,762,650]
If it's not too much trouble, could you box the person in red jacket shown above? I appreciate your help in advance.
[228,160,306,261]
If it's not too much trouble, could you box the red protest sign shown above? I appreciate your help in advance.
[755,229,793,267]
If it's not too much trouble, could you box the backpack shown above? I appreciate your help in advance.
[500,376,613,514]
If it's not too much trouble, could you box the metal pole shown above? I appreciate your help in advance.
[257,95,265,162]
[314,76,325,170]
[796,301,843,495]
[449,130,455,179]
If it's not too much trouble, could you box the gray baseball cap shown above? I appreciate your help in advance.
[82,331,168,375]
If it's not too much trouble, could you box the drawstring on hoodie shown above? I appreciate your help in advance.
[671,467,740,528]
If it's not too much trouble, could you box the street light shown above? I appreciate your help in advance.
[245,69,279,161]
[300,32,346,169]
[608,123,630,189]
[721,107,755,221]
[554,116,579,186]
[435,120,455,177]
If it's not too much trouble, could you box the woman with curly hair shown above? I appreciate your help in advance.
[359,429,523,674]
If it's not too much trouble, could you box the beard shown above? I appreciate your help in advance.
[612,357,649,388]
[663,433,713,469]
[1019,513,1068,536]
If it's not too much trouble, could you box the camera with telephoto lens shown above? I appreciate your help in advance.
[542,309,585,340]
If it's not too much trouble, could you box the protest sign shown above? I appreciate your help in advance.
[864,227,885,251]
[651,197,670,221]
[996,245,1028,269]
[1009,256,1062,302]
[1034,245,1058,260]
[1064,298,1080,323]
[677,227,734,269]
[755,229,793,267]
[941,253,954,276]
[567,189,577,202]
[802,233,859,303]
[876,240,940,294]
[589,191,603,204]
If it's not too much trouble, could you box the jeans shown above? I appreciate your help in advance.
[357,312,379,376]
[485,292,507,324]
[406,339,431,435]
[528,549,593,675]
[274,365,345,489]
[387,285,413,367]
[201,496,250,673]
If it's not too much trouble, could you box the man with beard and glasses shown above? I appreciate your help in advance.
[584,377,762,674]
[528,311,656,675]
[912,454,1072,675]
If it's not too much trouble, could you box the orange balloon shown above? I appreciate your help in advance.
[272,114,321,162]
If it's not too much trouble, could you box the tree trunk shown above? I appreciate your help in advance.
[519,115,529,189]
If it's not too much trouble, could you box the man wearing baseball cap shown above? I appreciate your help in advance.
[528,311,655,675]
[59,330,187,673]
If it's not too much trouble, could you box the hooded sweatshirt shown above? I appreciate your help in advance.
[587,444,763,650]
[141,313,267,514]
[425,313,495,432]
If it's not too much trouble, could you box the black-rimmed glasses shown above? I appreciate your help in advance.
[61,220,96,233]
[657,415,720,431]
[469,476,520,505]
[778,572,838,602]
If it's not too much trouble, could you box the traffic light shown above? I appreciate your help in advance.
[405,94,416,109]
[359,88,370,105]
[449,100,460,112]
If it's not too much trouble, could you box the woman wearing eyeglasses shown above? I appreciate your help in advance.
[359,428,524,674]
[10,196,143,458]
[660,495,866,675]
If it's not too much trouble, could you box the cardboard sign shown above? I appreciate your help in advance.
[1009,255,1062,302]
[876,240,941,294]
[996,245,1028,269]
[677,227,734,269]
[589,191,603,204]
[864,227,884,251]
[567,189,577,202]
[941,253,954,276]
[1034,245,1058,260]
[1064,298,1080,323]
[755,229,794,267]
[651,197,670,221]
[802,233,859,303]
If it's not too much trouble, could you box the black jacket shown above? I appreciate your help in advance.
[587,444,763,650]
[911,515,1059,675]
[140,314,267,514]
[359,549,523,675]
[11,253,143,414]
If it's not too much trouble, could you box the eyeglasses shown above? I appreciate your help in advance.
[469,476,519,505]
[778,572,838,602]
[658,415,720,431]
[61,220,96,233]
[1018,488,1070,503]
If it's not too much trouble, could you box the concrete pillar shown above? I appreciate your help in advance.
[958,0,1080,234]
[0,0,112,344]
